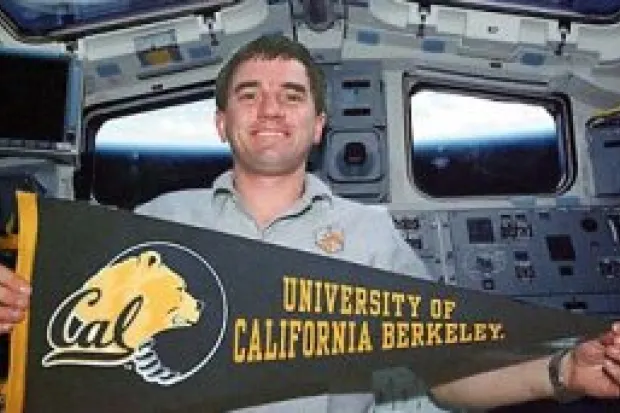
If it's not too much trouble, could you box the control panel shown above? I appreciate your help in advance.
[392,206,620,318]
[318,61,389,202]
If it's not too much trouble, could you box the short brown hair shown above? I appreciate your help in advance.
[215,34,326,115]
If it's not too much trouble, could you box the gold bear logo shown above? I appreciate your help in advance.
[43,250,203,367]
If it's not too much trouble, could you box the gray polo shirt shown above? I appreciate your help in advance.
[137,171,429,279]
[135,171,437,413]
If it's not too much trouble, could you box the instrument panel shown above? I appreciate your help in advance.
[392,206,620,317]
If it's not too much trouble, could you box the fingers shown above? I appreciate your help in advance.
[0,264,31,333]
[0,305,26,329]
[602,347,620,397]
[606,341,620,364]
[0,265,31,296]
[0,282,30,309]
[599,323,620,347]
[599,323,620,397]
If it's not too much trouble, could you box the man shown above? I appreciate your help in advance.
[1,35,620,412]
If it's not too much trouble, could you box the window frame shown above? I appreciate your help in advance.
[403,75,576,199]
[79,82,221,204]
[84,82,217,152]
[422,1,620,24]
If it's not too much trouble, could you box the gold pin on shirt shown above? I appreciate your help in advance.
[315,226,345,254]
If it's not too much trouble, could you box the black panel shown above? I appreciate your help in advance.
[467,218,495,244]
[546,235,576,261]
[0,54,68,143]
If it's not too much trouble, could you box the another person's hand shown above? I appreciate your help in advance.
[0,264,31,333]
[565,322,620,398]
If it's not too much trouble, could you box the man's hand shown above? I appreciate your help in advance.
[0,264,31,333]
[429,323,620,409]
[565,322,620,398]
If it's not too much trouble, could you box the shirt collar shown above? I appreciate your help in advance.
[212,170,236,196]
[301,173,333,206]
[211,170,333,207]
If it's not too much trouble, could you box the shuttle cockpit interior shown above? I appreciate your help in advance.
[1,0,620,411]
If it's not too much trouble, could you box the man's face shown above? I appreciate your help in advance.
[216,57,325,176]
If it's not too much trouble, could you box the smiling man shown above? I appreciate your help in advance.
[214,52,326,227]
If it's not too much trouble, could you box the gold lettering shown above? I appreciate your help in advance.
[299,279,313,312]
[281,276,431,319]
[314,281,323,313]
[426,323,443,346]
[382,291,390,317]
[474,323,487,341]
[247,319,263,362]
[316,321,330,356]
[347,321,356,352]
[302,321,315,357]
[354,287,367,315]
[233,318,246,363]
[341,285,352,315]
[407,295,422,318]
[288,320,302,358]
[430,299,443,319]
[263,319,277,361]
[444,300,457,319]
[358,321,373,352]
[369,290,381,316]
[282,277,297,313]
[233,317,386,364]
[396,321,409,349]
[279,319,288,359]
[381,322,394,350]
[411,322,424,347]
[392,293,405,317]
[489,323,504,340]
[444,323,458,344]
[459,323,473,343]
[332,321,346,355]
[324,282,338,314]
[378,321,505,352]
